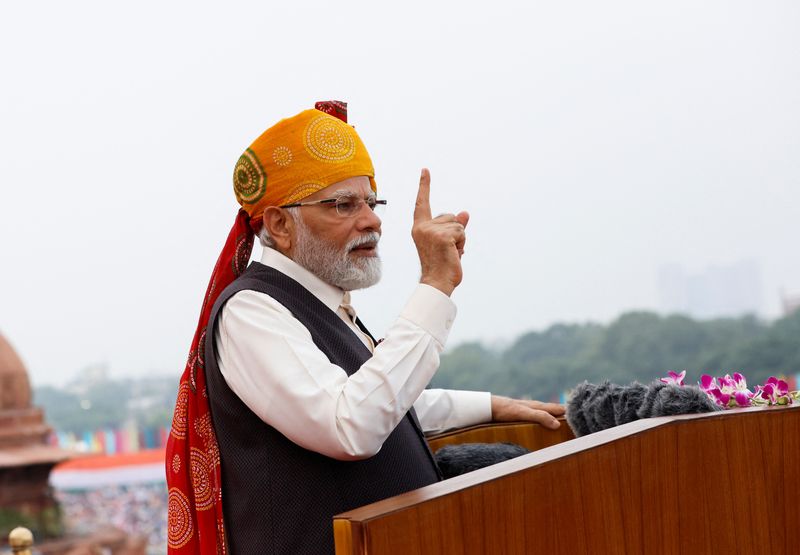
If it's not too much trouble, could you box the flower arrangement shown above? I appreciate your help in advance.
[660,371,800,408]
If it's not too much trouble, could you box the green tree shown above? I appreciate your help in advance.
[434,310,799,401]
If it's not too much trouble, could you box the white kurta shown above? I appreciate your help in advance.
[214,248,491,461]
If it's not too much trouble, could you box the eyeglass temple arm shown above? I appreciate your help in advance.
[279,199,338,209]
[278,199,387,208]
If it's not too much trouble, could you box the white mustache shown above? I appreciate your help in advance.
[347,232,381,251]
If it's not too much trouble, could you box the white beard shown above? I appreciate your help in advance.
[291,214,382,291]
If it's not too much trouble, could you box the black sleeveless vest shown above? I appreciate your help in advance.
[204,263,441,554]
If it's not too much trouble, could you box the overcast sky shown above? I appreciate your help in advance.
[2,0,798,386]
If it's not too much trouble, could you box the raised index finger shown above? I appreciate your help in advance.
[414,168,432,223]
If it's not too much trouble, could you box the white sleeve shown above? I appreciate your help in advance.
[215,284,457,461]
[413,389,492,434]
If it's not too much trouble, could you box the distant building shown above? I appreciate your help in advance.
[0,334,146,553]
[781,292,800,316]
[0,333,74,539]
[657,260,762,318]
[65,362,110,396]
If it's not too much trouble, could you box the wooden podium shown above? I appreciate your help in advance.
[334,405,799,554]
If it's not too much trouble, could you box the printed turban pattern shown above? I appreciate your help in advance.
[232,102,377,228]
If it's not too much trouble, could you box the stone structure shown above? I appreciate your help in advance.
[0,336,32,411]
[0,333,72,540]
[8,526,33,555]
[0,335,147,555]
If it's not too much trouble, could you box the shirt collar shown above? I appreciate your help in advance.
[260,248,345,313]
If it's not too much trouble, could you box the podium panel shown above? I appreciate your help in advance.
[334,406,800,554]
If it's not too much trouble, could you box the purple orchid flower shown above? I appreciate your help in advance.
[660,370,686,386]
[699,373,753,408]
[754,376,793,406]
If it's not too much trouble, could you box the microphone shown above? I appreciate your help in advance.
[565,381,721,437]
[433,380,722,479]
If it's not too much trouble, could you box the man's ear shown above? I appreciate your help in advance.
[262,207,294,255]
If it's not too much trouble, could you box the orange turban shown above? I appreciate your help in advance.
[232,101,377,232]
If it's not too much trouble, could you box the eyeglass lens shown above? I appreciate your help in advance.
[335,197,385,217]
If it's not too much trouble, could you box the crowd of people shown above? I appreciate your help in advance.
[55,481,167,554]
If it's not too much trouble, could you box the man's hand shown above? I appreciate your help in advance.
[412,168,469,296]
[491,395,566,430]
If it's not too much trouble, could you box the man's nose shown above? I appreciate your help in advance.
[355,203,382,232]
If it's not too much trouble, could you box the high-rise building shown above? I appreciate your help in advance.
[781,292,800,316]
[657,259,762,318]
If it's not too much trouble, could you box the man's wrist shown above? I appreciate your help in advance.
[419,276,455,297]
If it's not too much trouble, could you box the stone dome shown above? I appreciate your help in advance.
[0,333,32,410]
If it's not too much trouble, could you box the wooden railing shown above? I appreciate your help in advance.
[334,405,800,554]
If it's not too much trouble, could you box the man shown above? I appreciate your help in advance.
[166,101,563,555]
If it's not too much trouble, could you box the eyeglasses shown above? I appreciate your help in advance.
[280,196,387,217]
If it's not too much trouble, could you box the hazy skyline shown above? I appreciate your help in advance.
[657,259,764,318]
[2,1,799,386]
